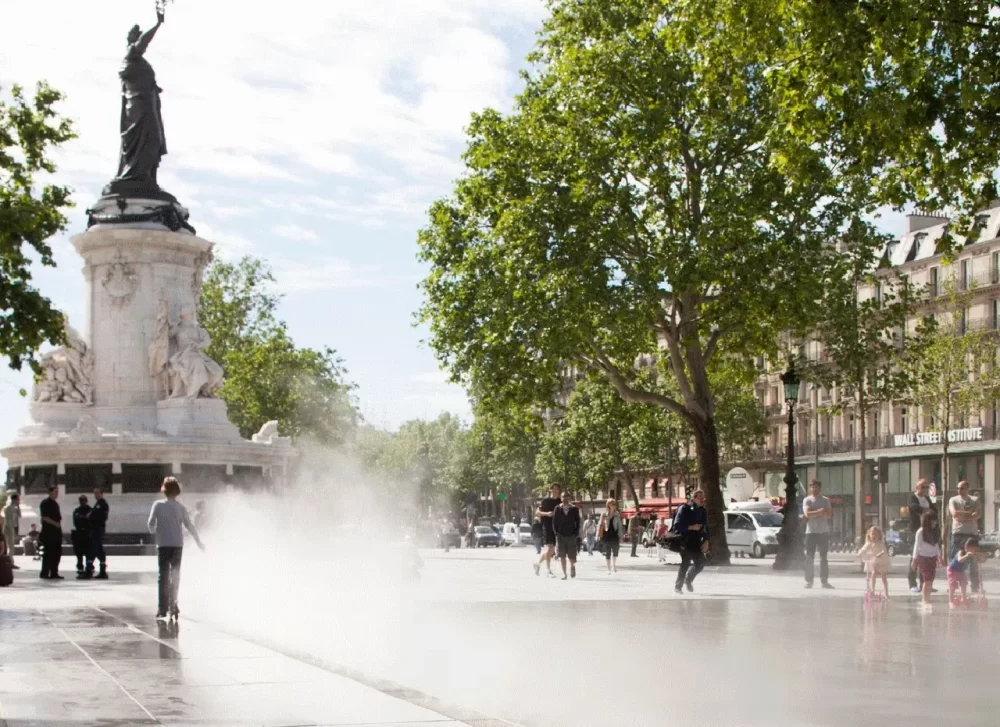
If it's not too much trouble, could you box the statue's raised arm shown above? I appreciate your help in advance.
[130,12,164,56]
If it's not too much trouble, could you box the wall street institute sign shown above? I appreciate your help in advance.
[893,428,984,447]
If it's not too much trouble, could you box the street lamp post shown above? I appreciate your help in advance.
[773,363,803,570]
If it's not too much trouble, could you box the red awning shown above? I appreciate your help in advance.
[620,499,684,518]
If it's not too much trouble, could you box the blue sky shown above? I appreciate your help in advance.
[0,0,548,462]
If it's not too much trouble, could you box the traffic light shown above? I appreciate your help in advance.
[684,481,694,499]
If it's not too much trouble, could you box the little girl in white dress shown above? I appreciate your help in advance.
[858,526,891,599]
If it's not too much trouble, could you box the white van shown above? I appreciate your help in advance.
[502,522,532,546]
[724,502,783,558]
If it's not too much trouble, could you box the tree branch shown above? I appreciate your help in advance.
[577,349,694,426]
[702,327,728,364]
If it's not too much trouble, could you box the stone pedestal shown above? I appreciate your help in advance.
[74,227,213,428]
[3,219,294,516]
[156,399,241,442]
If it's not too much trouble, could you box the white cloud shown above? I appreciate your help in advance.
[271,256,409,293]
[0,0,541,219]
[272,224,319,242]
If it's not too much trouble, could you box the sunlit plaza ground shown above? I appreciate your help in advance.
[2,547,999,726]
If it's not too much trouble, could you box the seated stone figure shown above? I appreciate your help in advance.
[150,300,223,400]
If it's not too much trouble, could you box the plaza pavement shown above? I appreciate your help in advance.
[2,548,999,726]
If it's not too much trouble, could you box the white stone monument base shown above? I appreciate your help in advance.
[156,398,242,442]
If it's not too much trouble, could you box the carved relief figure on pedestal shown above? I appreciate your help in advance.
[150,299,224,400]
[34,323,94,404]
[102,256,139,306]
[149,298,172,399]
[169,306,224,399]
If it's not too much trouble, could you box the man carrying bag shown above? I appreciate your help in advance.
[671,490,710,594]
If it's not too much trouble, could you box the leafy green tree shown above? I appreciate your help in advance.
[418,1,855,561]
[472,401,545,517]
[712,358,769,465]
[539,374,682,511]
[673,1,1000,223]
[905,277,1000,546]
[362,413,473,514]
[535,416,590,494]
[1,82,75,371]
[800,235,928,536]
[199,257,357,444]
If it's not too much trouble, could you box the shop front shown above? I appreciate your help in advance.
[817,462,856,544]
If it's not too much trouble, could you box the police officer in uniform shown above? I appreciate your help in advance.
[87,487,110,580]
[39,485,63,580]
[72,495,92,578]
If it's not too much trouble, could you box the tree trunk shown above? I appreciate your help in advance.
[857,401,867,548]
[623,466,640,512]
[692,415,730,564]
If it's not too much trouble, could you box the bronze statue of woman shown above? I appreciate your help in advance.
[110,9,167,195]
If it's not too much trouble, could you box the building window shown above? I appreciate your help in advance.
[961,259,971,290]
[930,266,939,297]
[848,415,855,441]
[993,252,1000,284]
[900,408,908,434]
[993,300,999,330]
[975,213,991,239]
[960,308,968,334]
[876,282,883,304]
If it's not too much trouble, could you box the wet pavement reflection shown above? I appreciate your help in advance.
[0,604,469,726]
[4,553,1000,726]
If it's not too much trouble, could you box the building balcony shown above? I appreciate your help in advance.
[743,425,1000,465]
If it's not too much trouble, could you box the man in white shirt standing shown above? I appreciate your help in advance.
[802,480,834,589]
[949,480,981,592]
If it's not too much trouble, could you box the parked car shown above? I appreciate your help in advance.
[979,531,1000,558]
[491,524,510,546]
[474,525,502,548]
[502,522,533,546]
[724,509,783,558]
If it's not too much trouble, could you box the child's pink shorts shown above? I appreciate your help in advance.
[947,569,969,591]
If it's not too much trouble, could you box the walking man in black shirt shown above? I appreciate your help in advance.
[552,491,581,580]
[533,485,561,577]
[39,485,64,580]
[672,490,709,594]
[87,487,110,579]
[72,495,92,578]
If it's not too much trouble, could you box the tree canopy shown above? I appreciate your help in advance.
[418,0,851,559]
[692,0,1000,217]
[0,82,75,371]
[199,256,357,444]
